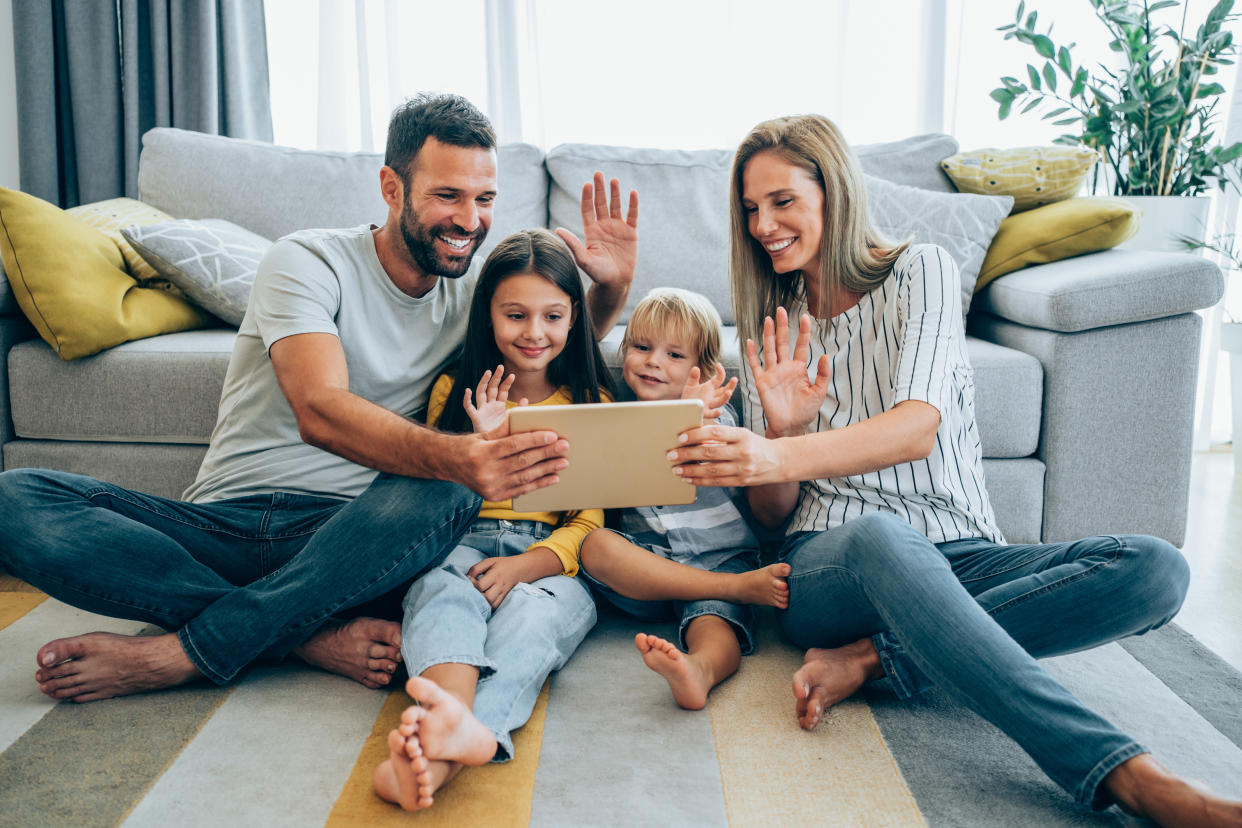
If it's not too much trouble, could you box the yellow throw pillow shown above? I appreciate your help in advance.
[942,146,1099,212]
[66,198,174,283]
[0,187,214,360]
[975,197,1140,292]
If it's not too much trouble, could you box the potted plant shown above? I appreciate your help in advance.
[992,0,1242,251]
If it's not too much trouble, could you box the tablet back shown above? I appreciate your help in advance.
[510,399,702,512]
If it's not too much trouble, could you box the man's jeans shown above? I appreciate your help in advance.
[0,468,481,684]
[401,518,597,761]
[778,512,1189,809]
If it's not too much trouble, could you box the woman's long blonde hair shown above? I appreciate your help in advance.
[729,114,909,347]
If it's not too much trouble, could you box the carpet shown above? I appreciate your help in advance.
[1,582,1240,827]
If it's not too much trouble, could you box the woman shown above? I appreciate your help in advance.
[670,114,1241,826]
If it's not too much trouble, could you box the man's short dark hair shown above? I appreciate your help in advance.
[385,93,496,182]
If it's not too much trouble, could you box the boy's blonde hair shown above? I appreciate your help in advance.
[621,287,723,375]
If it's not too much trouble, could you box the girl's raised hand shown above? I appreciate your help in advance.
[463,364,528,434]
[747,307,830,438]
[681,363,739,422]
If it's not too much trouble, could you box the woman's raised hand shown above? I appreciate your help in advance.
[681,363,739,422]
[463,364,528,434]
[748,307,830,437]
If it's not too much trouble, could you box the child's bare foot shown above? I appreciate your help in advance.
[792,638,883,730]
[636,633,711,710]
[1104,754,1242,827]
[729,562,791,608]
[373,708,435,811]
[294,617,401,689]
[403,676,498,766]
[35,632,201,702]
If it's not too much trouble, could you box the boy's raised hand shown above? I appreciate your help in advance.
[681,363,739,422]
[463,364,528,434]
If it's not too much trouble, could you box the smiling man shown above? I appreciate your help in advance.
[0,93,638,702]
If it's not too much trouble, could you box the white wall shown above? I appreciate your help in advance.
[0,0,19,190]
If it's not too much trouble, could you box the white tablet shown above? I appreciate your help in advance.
[509,399,703,512]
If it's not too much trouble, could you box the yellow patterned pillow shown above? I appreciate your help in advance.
[66,198,178,290]
[941,146,1099,213]
[0,187,213,360]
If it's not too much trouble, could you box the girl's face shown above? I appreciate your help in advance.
[741,150,825,277]
[623,330,697,402]
[489,272,576,376]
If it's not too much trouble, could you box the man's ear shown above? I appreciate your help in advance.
[379,166,404,212]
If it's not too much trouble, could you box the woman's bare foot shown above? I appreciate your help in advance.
[636,633,712,710]
[373,708,434,811]
[403,676,498,766]
[34,632,201,702]
[728,563,791,608]
[1104,754,1242,827]
[294,617,401,689]
[792,638,883,730]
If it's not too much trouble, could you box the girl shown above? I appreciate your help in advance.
[670,114,1242,826]
[374,228,616,812]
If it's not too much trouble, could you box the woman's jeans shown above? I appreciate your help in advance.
[401,518,597,762]
[0,468,481,684]
[778,512,1189,808]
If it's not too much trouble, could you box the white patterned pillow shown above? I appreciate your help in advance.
[121,219,272,326]
[864,175,1013,318]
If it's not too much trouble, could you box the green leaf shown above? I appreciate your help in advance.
[1198,82,1227,98]
[1053,117,1081,126]
[1016,0,1025,24]
[1058,46,1072,74]
[1021,97,1044,114]
[1027,64,1042,90]
[999,99,1013,119]
[1033,34,1055,58]
[1043,61,1058,92]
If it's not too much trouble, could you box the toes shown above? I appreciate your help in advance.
[38,636,88,667]
[368,643,401,662]
[775,563,792,577]
[404,676,450,708]
[368,658,397,674]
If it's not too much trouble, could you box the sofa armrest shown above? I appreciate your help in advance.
[971,250,1223,333]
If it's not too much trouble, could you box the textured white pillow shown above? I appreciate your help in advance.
[864,175,1013,317]
[122,219,272,326]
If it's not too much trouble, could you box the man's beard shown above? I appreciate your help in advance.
[400,199,485,279]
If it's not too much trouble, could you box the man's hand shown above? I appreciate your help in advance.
[463,364,527,434]
[681,363,739,422]
[451,419,569,502]
[748,308,830,438]
[556,171,638,291]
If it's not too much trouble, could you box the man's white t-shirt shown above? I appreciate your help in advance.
[183,225,478,504]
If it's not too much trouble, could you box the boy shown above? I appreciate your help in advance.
[578,287,789,710]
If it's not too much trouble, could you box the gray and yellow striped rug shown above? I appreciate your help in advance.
[2,574,1240,827]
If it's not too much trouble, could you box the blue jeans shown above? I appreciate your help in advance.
[401,518,597,761]
[0,468,481,684]
[778,512,1189,808]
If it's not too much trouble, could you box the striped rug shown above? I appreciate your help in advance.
[1,578,1240,827]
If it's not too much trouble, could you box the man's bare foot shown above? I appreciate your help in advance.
[403,676,497,766]
[792,638,883,730]
[1104,753,1242,827]
[34,632,201,703]
[373,708,435,811]
[635,632,712,710]
[294,617,401,689]
[728,562,791,609]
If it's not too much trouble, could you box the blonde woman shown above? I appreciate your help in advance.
[670,114,1241,827]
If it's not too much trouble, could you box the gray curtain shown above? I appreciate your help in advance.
[13,0,273,208]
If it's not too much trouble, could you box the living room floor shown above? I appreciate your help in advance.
[1179,447,1242,671]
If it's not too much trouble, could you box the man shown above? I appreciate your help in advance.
[0,93,637,702]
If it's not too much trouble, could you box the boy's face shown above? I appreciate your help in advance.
[623,332,698,401]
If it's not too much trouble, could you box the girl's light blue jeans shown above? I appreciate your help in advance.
[401,518,597,762]
[778,512,1189,809]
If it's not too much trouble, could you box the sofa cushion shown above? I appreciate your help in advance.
[65,198,177,288]
[0,187,214,360]
[8,330,235,442]
[941,145,1099,212]
[136,128,548,251]
[123,220,273,326]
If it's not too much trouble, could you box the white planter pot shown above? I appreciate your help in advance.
[1221,321,1242,472]
[1116,195,1212,253]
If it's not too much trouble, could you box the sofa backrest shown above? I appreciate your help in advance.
[135,128,549,260]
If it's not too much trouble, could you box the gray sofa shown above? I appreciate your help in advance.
[0,128,1224,546]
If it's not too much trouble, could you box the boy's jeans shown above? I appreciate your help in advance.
[778,511,1189,808]
[401,518,597,761]
[0,468,480,684]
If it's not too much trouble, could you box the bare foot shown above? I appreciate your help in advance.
[373,708,434,811]
[792,638,883,730]
[403,676,497,766]
[34,632,201,703]
[295,617,401,689]
[635,632,711,710]
[1104,754,1242,827]
[730,562,791,608]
